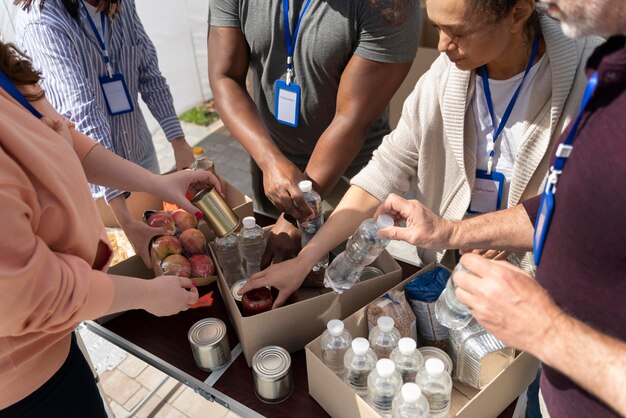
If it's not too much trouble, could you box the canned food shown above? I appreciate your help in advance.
[252,346,293,404]
[360,266,384,282]
[191,187,240,238]
[230,279,248,302]
[418,346,453,375]
[188,318,231,372]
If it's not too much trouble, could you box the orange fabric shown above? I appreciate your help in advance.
[0,88,114,408]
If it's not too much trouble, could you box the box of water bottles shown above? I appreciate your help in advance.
[305,262,540,418]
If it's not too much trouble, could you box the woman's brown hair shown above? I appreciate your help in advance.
[15,0,119,20]
[0,41,43,101]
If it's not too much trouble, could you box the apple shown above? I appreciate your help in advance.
[160,254,191,278]
[189,254,215,278]
[179,228,206,255]
[151,235,182,260]
[172,209,198,232]
[147,211,175,235]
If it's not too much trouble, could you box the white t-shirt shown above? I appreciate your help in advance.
[83,2,104,39]
[473,54,550,207]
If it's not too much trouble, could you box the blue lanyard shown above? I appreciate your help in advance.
[481,35,539,175]
[0,69,43,119]
[282,0,313,85]
[80,0,113,77]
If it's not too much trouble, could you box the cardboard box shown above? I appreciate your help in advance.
[214,244,403,366]
[305,263,540,418]
[97,180,252,229]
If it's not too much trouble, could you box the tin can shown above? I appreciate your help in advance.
[191,187,240,238]
[252,346,293,403]
[188,318,231,372]
[230,279,248,303]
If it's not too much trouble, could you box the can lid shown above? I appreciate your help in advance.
[298,180,312,193]
[351,337,370,355]
[326,319,344,337]
[243,216,256,229]
[376,358,395,377]
[360,266,384,282]
[398,337,417,355]
[188,318,227,347]
[252,346,291,380]
[376,213,394,229]
[377,316,394,332]
[401,383,422,402]
[418,346,453,374]
[231,279,248,302]
[425,358,445,376]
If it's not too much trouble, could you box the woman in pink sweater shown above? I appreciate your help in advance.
[0,42,218,417]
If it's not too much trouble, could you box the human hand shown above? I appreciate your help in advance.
[453,253,563,353]
[260,215,302,269]
[171,137,195,170]
[239,257,310,309]
[144,276,199,316]
[262,159,313,221]
[461,249,510,260]
[150,169,224,215]
[121,218,173,268]
[374,193,455,248]
[41,116,74,142]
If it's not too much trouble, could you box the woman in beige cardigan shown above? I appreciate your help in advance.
[241,0,602,307]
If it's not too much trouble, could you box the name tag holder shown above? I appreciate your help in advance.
[99,73,133,116]
[468,169,505,214]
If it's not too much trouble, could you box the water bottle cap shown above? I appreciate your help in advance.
[401,383,422,402]
[192,146,204,156]
[375,213,394,229]
[298,180,313,192]
[398,337,416,355]
[376,358,395,377]
[377,316,394,332]
[351,337,370,355]
[327,319,344,337]
[425,358,445,376]
[243,216,256,229]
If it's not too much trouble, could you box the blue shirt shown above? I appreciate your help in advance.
[15,0,184,201]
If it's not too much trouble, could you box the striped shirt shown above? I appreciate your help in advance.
[15,0,184,201]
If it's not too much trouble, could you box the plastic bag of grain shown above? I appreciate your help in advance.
[367,290,417,340]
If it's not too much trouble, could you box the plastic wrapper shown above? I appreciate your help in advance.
[367,290,417,340]
[105,227,136,266]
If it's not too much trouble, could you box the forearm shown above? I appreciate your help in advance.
[536,314,626,415]
[298,186,380,267]
[305,115,368,199]
[105,274,154,315]
[449,204,534,251]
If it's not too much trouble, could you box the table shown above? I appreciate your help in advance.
[86,214,519,417]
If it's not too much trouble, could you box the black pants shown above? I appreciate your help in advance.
[0,333,107,418]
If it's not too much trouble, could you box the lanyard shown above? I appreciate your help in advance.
[481,35,539,175]
[282,0,313,85]
[0,69,43,119]
[80,0,113,77]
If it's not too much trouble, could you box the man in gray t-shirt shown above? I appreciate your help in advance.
[209,0,419,262]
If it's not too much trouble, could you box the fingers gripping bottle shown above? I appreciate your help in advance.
[367,358,403,417]
[392,383,430,418]
[324,214,394,294]
[297,180,329,271]
[343,337,377,398]
[239,216,266,276]
[369,316,401,359]
[416,358,453,418]
[390,337,424,384]
[321,319,353,378]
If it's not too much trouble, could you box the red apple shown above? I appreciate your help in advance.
[151,235,182,260]
[179,228,206,255]
[189,254,215,278]
[172,209,198,232]
[147,211,175,235]
[160,254,191,277]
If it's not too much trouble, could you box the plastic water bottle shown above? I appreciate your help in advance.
[214,233,243,287]
[297,180,329,271]
[324,214,394,293]
[416,358,452,418]
[435,263,473,330]
[190,146,216,173]
[321,319,353,378]
[369,316,401,359]
[390,338,424,384]
[392,383,430,418]
[239,216,266,276]
[367,358,403,417]
[343,337,377,398]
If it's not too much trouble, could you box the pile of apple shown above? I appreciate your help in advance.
[146,209,215,281]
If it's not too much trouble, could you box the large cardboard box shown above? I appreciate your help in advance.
[305,263,540,418]
[215,246,403,367]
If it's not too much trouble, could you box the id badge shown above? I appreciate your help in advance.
[274,80,300,127]
[468,170,505,214]
[99,73,134,116]
[533,185,554,265]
